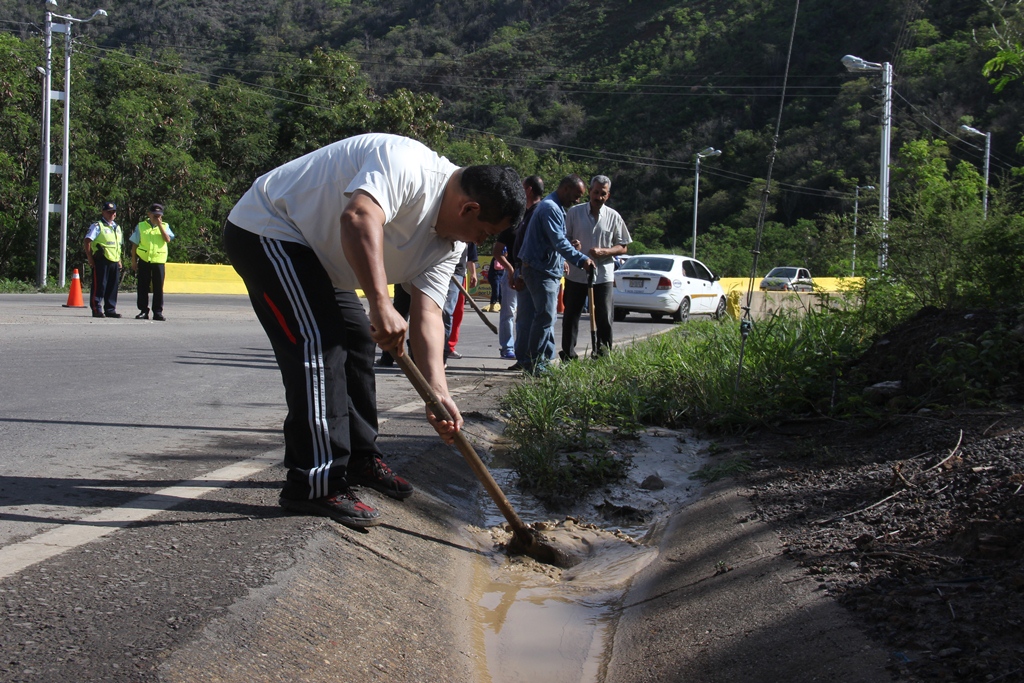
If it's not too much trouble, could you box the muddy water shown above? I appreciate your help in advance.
[464,428,708,683]
[467,531,658,683]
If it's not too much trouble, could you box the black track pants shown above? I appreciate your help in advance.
[223,221,382,500]
[561,280,614,359]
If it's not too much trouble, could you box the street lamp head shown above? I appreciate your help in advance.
[859,185,875,191]
[960,124,985,137]
[842,54,882,73]
[55,7,107,22]
[45,0,58,8]
[697,147,722,159]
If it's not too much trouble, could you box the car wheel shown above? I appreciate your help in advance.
[613,307,627,322]
[672,298,690,323]
[650,312,664,321]
[713,297,727,321]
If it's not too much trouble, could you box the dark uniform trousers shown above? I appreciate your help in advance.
[223,221,382,501]
[90,252,120,315]
[136,260,166,315]
[561,279,614,359]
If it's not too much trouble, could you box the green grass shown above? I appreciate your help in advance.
[500,303,878,501]
[0,279,46,293]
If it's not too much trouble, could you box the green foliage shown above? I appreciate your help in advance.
[1,0,1023,292]
[920,313,1024,404]
[0,35,46,279]
[0,38,467,280]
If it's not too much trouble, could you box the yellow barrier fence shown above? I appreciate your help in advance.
[718,277,864,294]
[162,263,865,297]
[164,263,397,298]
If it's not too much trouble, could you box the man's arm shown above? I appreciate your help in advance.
[408,286,463,442]
[340,190,406,352]
[131,244,139,271]
[84,238,94,267]
[541,212,592,270]
[589,244,628,259]
[467,259,478,289]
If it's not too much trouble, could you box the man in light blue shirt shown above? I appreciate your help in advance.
[515,175,593,374]
[562,175,631,359]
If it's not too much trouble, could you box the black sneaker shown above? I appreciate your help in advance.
[152,313,166,321]
[92,311,105,318]
[348,456,414,500]
[106,312,122,318]
[279,490,381,528]
[136,311,149,319]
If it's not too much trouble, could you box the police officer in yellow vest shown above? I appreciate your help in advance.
[130,203,175,321]
[84,201,123,318]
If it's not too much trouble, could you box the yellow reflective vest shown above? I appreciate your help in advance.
[135,220,170,264]
[90,220,122,262]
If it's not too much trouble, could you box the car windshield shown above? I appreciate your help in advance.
[622,257,674,272]
[766,267,798,278]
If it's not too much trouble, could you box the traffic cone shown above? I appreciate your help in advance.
[557,283,564,313]
[63,269,86,308]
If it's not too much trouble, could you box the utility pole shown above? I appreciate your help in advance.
[691,147,721,260]
[960,124,991,220]
[37,0,107,289]
[842,55,892,270]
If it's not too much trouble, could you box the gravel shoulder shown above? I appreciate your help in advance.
[737,408,1024,682]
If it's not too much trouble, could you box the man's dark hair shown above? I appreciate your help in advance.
[461,166,526,227]
[524,175,544,197]
[558,174,586,191]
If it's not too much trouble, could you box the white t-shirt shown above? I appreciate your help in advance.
[227,133,463,308]
[564,203,632,284]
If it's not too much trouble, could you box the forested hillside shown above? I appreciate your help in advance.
[1,0,1022,296]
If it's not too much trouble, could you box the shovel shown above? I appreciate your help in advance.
[393,351,580,568]
[587,266,598,358]
[452,276,498,334]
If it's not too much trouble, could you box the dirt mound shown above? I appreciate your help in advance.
[744,406,1024,681]
[850,306,1020,401]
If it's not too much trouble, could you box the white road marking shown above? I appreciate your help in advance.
[0,387,476,580]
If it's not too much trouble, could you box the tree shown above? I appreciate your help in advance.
[0,35,44,280]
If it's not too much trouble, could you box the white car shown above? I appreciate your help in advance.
[759,266,814,292]
[612,254,727,322]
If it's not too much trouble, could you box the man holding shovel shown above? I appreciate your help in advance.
[562,175,631,360]
[223,133,525,529]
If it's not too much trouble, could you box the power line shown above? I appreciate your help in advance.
[892,89,1020,173]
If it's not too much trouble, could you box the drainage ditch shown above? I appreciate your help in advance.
[464,428,709,683]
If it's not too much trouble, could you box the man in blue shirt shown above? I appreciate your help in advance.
[515,175,593,374]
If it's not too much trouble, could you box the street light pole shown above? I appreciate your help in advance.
[692,146,721,260]
[852,184,874,277]
[842,55,892,270]
[960,124,991,219]
[37,1,107,289]
[37,3,54,289]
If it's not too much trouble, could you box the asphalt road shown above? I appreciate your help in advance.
[0,292,672,681]
[0,292,667,547]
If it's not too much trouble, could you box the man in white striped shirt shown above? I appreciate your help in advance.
[224,133,524,528]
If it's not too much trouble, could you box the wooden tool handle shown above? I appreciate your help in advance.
[453,276,498,334]
[393,352,529,536]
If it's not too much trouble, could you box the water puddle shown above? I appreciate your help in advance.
[464,427,708,683]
